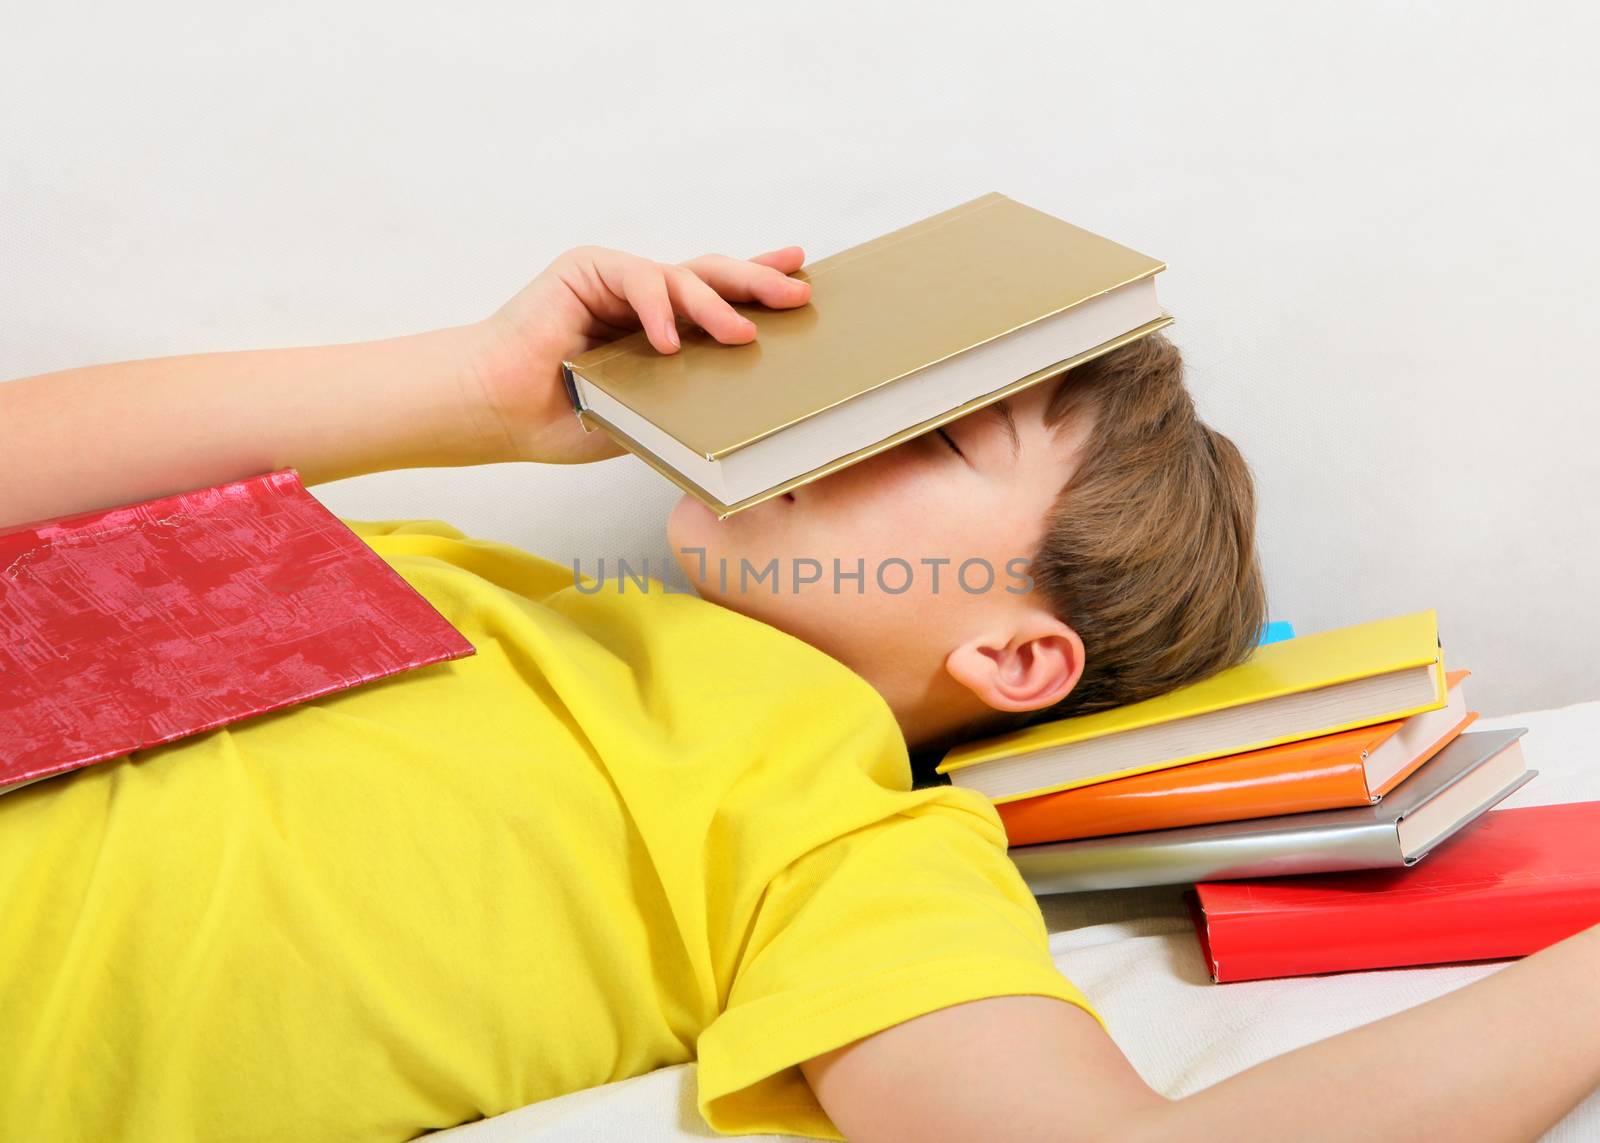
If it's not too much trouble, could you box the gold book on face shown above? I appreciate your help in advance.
[560,191,1171,518]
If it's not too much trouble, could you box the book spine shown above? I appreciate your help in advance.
[559,362,596,433]
[998,750,1374,846]
[1012,821,1401,895]
[1203,877,1600,983]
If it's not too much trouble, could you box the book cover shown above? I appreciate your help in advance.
[1187,799,1600,983]
[1008,728,1534,895]
[561,191,1172,516]
[939,609,1447,801]
[996,669,1474,845]
[0,468,475,793]
[1257,620,1295,645]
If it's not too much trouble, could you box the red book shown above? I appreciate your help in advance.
[1186,801,1600,982]
[0,468,474,793]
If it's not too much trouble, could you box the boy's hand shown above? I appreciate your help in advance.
[472,244,812,465]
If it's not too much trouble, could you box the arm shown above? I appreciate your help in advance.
[802,921,1600,1143]
[0,244,812,530]
[0,324,501,530]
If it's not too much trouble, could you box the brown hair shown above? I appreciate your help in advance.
[973,331,1267,740]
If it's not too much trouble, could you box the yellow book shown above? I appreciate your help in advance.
[560,191,1170,517]
[938,609,1447,804]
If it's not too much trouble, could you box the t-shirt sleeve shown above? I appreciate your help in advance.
[693,793,1107,1140]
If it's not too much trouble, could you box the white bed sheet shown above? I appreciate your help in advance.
[435,700,1600,1142]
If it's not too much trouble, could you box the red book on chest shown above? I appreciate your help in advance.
[0,468,474,793]
[1186,801,1600,983]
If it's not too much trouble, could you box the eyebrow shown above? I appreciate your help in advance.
[980,399,1021,460]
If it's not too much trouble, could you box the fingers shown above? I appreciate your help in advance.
[680,251,812,313]
[616,262,681,354]
[582,245,810,356]
[644,248,811,353]
[745,245,807,272]
[662,264,762,347]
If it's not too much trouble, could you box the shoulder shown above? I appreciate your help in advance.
[335,516,580,603]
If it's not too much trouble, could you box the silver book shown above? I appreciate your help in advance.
[1010,728,1535,895]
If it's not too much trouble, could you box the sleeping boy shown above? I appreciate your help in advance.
[6,242,1587,1143]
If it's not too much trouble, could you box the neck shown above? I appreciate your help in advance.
[863,658,995,756]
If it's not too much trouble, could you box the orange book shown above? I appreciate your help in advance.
[998,669,1474,846]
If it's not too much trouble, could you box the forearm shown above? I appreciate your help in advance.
[1124,922,1600,1143]
[0,323,510,530]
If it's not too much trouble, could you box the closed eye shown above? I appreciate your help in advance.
[934,427,965,459]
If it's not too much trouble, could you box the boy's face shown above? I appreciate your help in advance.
[667,377,1093,733]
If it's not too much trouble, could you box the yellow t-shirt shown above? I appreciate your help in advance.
[0,517,1104,1141]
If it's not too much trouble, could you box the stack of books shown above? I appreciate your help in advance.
[940,609,1528,891]
[939,609,1600,979]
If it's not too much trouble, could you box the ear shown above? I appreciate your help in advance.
[943,610,1085,714]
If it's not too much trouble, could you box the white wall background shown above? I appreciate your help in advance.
[3,2,1596,716]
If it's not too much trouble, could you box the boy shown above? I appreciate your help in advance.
[2,244,1597,1142]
